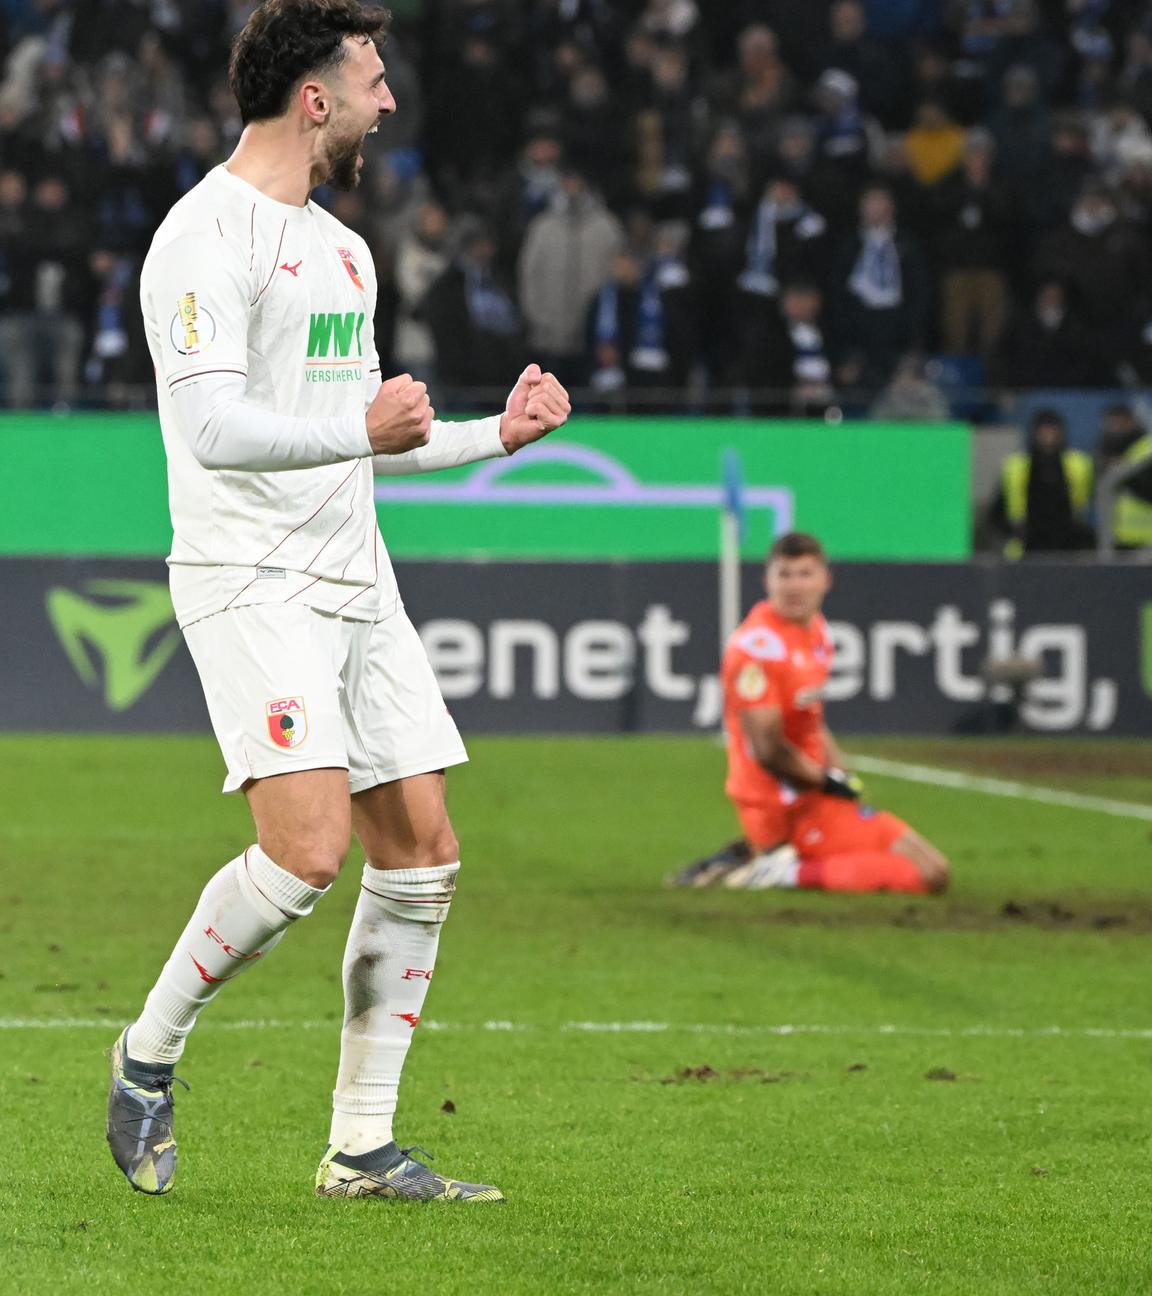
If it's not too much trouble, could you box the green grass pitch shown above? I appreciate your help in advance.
[2,734,1151,1295]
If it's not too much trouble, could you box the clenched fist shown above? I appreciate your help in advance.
[366,373,434,454]
[499,364,571,453]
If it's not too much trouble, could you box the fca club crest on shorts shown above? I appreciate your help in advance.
[337,246,365,292]
[266,696,308,749]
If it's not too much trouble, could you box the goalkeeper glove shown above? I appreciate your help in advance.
[822,768,864,800]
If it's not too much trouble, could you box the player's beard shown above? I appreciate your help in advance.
[325,120,366,191]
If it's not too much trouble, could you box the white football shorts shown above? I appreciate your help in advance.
[183,603,467,794]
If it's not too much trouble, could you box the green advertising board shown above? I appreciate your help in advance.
[0,414,970,560]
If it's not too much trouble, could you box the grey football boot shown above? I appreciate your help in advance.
[316,1142,504,1202]
[106,1026,187,1194]
[665,838,753,888]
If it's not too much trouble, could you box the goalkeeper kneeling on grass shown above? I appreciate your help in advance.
[670,531,950,894]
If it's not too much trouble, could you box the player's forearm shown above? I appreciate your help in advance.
[758,740,826,789]
[821,726,846,769]
[371,416,507,476]
[173,374,372,471]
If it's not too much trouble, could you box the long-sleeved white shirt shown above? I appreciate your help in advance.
[141,165,506,628]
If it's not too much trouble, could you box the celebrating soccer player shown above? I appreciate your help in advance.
[105,0,569,1203]
[670,532,950,893]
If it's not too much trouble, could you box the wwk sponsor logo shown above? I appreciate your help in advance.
[305,310,365,382]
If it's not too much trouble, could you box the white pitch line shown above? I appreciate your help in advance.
[850,754,1152,823]
[3,1018,1152,1040]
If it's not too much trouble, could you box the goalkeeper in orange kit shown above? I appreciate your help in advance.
[670,532,950,893]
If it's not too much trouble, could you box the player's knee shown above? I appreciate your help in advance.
[268,835,350,889]
[921,854,951,895]
[428,823,460,868]
[365,823,459,872]
[410,823,461,870]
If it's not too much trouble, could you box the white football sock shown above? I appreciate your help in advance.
[127,845,327,1066]
[329,861,458,1154]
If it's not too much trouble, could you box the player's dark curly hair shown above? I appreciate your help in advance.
[229,0,391,125]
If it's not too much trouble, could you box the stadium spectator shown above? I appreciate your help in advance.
[991,278,1109,388]
[1033,180,1149,356]
[734,176,829,391]
[587,227,694,408]
[423,218,526,391]
[708,24,797,169]
[992,409,1095,556]
[1096,403,1146,473]
[949,0,1041,85]
[910,39,972,125]
[832,182,929,389]
[808,68,882,225]
[751,280,837,417]
[737,175,830,301]
[1029,115,1100,232]
[819,0,910,129]
[0,173,89,408]
[905,99,966,186]
[171,117,225,196]
[634,40,699,217]
[670,531,950,894]
[1101,412,1152,549]
[562,66,630,210]
[689,122,751,381]
[391,199,451,386]
[934,128,1011,359]
[870,352,951,421]
[987,63,1050,193]
[83,246,150,408]
[493,124,566,270]
[425,33,522,190]
[517,168,625,385]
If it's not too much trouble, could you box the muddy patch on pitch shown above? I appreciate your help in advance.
[681,897,1152,934]
[652,1066,805,1085]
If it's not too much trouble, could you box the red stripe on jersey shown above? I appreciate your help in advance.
[168,367,247,390]
[251,218,287,305]
[252,462,360,568]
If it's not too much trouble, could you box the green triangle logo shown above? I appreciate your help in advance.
[45,579,181,712]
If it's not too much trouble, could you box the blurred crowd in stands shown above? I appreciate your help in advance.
[8,0,1152,424]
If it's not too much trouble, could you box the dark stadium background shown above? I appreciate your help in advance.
[1,0,1149,736]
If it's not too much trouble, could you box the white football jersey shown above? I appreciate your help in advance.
[141,165,502,629]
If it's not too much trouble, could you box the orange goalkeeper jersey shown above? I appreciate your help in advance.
[722,600,833,804]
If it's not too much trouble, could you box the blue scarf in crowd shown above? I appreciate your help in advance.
[464,264,519,336]
[594,259,684,373]
[698,178,736,231]
[789,320,831,385]
[738,200,825,296]
[848,229,903,309]
[739,200,785,296]
[816,106,867,161]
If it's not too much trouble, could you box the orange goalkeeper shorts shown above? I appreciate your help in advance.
[733,792,909,859]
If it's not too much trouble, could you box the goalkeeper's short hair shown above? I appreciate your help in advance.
[767,531,827,565]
